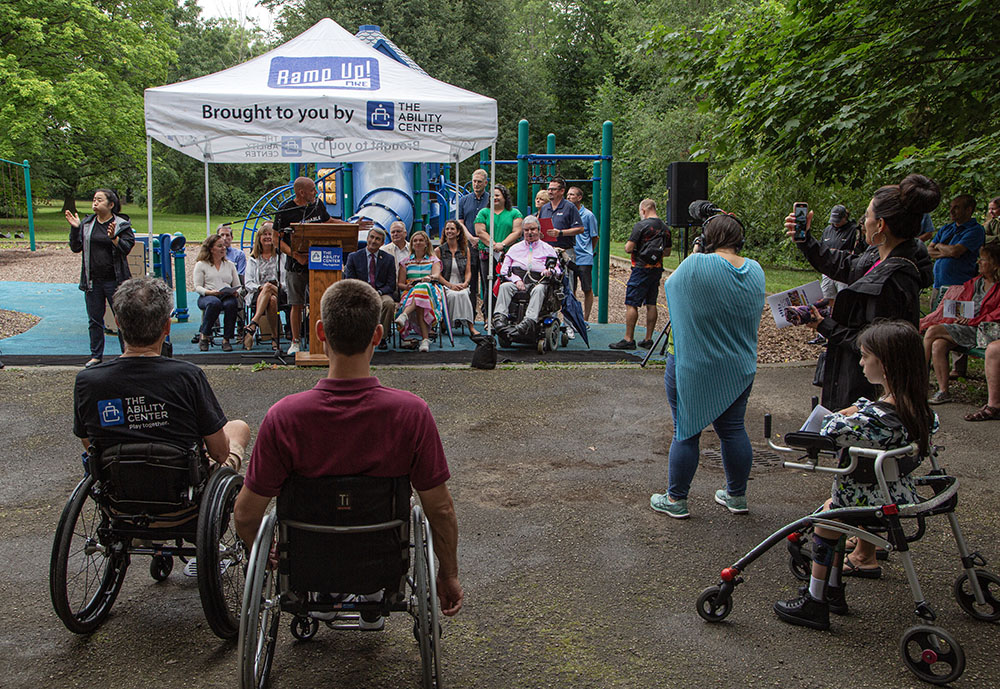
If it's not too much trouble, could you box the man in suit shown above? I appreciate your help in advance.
[344,227,397,350]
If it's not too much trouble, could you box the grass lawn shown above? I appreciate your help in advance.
[608,240,819,295]
[6,201,230,243]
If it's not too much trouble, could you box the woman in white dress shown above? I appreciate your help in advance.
[435,219,480,336]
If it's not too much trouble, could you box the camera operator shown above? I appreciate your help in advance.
[649,208,765,519]
[784,174,938,410]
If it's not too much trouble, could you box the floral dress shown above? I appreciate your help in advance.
[821,398,939,507]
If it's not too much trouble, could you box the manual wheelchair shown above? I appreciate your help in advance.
[238,474,442,689]
[494,255,569,354]
[695,413,999,685]
[49,442,245,638]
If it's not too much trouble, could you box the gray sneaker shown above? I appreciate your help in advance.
[714,489,748,514]
[928,390,951,405]
[650,493,689,519]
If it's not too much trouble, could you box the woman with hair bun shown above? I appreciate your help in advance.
[785,173,940,410]
[66,189,135,368]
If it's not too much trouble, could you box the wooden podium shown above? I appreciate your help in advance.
[289,221,362,366]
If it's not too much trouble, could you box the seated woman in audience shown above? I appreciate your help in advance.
[435,219,480,336]
[194,234,241,351]
[394,230,445,352]
[243,222,284,350]
[922,242,1000,404]
[534,189,549,214]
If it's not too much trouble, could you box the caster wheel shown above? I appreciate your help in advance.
[546,327,559,352]
[291,615,319,641]
[789,552,812,581]
[537,339,545,354]
[899,625,965,685]
[953,569,1000,622]
[561,331,570,347]
[696,585,732,622]
[150,554,173,581]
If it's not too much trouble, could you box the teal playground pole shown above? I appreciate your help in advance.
[172,235,188,322]
[479,149,489,168]
[592,160,601,298]
[598,121,612,324]
[343,163,354,219]
[546,134,556,179]
[23,160,35,251]
[413,164,424,235]
[517,120,529,216]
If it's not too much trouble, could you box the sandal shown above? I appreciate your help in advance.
[965,404,1000,422]
[242,322,258,350]
[844,536,888,560]
[842,553,881,579]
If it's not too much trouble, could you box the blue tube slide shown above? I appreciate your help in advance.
[348,161,415,234]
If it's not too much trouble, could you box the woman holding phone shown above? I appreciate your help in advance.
[67,189,135,368]
[785,174,939,409]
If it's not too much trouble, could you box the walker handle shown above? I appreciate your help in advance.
[764,413,772,439]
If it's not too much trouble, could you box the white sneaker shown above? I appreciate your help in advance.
[566,325,576,340]
[418,338,430,352]
[286,341,300,354]
[183,558,198,577]
[394,314,408,329]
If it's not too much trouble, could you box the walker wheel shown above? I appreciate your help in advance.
[953,569,1000,622]
[899,625,965,685]
[149,554,173,582]
[696,585,732,623]
[291,615,318,641]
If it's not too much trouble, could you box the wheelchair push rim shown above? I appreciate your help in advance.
[239,510,280,689]
[49,474,129,634]
[412,505,442,689]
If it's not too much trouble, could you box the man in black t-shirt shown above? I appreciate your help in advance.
[610,199,671,350]
[74,277,250,470]
[273,177,331,355]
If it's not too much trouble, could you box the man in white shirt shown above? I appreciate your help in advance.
[493,215,560,338]
[379,220,410,272]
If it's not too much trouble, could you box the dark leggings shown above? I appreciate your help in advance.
[198,294,239,340]
[84,280,124,359]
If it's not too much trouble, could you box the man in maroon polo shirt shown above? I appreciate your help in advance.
[234,279,463,617]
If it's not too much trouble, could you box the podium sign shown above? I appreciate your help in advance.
[308,246,343,270]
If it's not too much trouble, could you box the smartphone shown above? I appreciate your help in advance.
[793,202,809,241]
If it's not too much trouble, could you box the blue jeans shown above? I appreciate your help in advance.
[664,354,753,501]
[198,294,239,340]
[84,280,123,359]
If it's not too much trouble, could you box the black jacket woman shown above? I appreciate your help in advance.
[66,189,135,367]
[786,174,939,409]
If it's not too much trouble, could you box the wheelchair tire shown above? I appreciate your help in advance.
[695,585,733,623]
[49,474,129,634]
[197,467,245,639]
[546,326,559,352]
[899,625,965,685]
[412,505,442,689]
[150,555,173,582]
[239,510,279,689]
[953,569,1000,622]
[561,330,570,347]
[537,339,545,354]
[290,616,318,641]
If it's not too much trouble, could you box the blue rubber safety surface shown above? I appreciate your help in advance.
[0,281,662,363]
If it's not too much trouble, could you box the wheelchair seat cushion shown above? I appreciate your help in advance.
[92,442,205,515]
[277,474,411,594]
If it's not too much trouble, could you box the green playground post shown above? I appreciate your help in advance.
[598,121,613,324]
[479,149,489,168]
[343,163,354,219]
[516,119,529,216]
[23,160,35,251]
[547,134,556,179]
[592,160,601,298]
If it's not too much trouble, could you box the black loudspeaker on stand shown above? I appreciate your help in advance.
[667,162,708,226]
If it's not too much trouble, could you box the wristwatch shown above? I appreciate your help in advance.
[558,230,563,238]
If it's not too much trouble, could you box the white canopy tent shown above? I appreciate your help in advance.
[143,17,501,318]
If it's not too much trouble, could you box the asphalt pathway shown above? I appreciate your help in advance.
[1,363,996,688]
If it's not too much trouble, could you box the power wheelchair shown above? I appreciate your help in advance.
[695,413,999,685]
[49,442,245,638]
[238,474,442,689]
[493,255,569,354]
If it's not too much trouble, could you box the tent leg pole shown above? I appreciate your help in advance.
[488,146,496,333]
[146,137,154,276]
[204,161,211,238]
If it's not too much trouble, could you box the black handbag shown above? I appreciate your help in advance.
[470,333,497,370]
[812,349,826,387]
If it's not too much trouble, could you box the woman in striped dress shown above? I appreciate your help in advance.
[394,230,446,352]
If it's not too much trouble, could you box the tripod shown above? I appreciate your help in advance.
[639,319,671,368]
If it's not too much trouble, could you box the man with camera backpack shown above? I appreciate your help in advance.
[610,199,671,350]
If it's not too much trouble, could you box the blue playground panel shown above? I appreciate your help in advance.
[0,281,658,361]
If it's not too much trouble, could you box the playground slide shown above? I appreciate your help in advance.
[348,161,415,233]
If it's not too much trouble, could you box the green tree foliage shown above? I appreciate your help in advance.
[0,0,178,212]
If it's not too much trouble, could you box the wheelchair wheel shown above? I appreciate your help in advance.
[239,510,279,689]
[290,616,318,641]
[546,326,559,352]
[953,569,1000,622]
[560,330,570,347]
[536,339,545,354]
[696,585,733,622]
[899,625,965,685]
[150,555,173,582]
[412,506,442,689]
[49,475,129,634]
[197,467,246,639]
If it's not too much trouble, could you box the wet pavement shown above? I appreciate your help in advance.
[1,362,997,688]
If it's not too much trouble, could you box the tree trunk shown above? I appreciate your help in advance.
[61,192,78,215]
